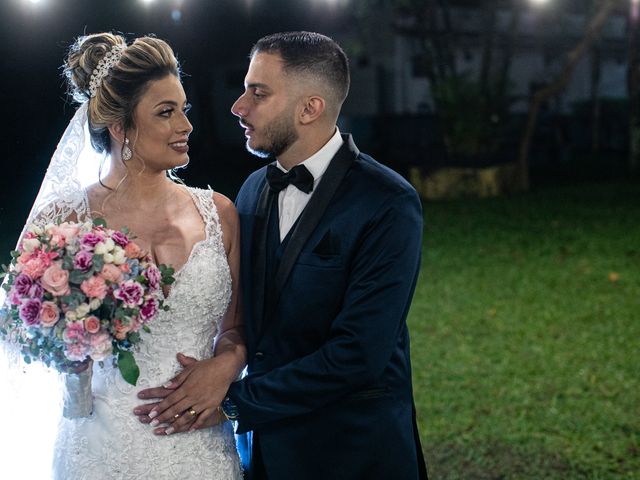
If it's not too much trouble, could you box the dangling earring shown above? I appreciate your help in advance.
[122,137,132,161]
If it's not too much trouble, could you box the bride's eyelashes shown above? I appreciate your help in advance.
[158,103,192,118]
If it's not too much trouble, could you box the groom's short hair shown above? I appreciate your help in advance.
[251,31,350,112]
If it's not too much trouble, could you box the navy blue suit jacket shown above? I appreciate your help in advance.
[230,134,428,479]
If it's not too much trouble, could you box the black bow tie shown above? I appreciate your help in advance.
[266,164,315,194]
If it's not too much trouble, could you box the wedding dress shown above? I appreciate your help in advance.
[51,186,243,479]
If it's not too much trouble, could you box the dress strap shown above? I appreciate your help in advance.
[186,187,225,253]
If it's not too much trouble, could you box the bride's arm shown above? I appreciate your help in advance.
[135,193,247,434]
[211,192,247,376]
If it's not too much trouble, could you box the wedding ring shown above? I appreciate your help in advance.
[188,408,198,417]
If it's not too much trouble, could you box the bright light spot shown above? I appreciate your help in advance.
[27,0,43,4]
[529,0,550,5]
[140,0,155,4]
[171,9,182,22]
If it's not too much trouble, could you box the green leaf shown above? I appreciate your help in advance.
[127,331,141,344]
[92,254,105,273]
[117,349,140,386]
[142,325,151,333]
[69,270,90,285]
[93,218,107,228]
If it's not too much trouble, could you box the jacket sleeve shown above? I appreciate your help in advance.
[228,189,423,433]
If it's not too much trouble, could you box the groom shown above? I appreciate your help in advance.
[140,32,428,479]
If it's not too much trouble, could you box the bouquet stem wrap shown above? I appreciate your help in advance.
[63,365,93,419]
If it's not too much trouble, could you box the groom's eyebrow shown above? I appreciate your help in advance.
[246,82,270,90]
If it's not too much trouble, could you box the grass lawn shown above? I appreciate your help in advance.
[410,181,640,479]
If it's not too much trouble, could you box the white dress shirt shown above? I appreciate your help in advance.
[275,128,344,241]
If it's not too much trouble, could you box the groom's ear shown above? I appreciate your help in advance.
[107,122,127,143]
[299,95,325,125]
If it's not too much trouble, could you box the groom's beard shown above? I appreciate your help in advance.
[244,112,299,159]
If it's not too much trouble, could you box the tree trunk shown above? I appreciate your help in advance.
[628,0,640,174]
[479,4,497,93]
[516,0,618,191]
[590,44,601,153]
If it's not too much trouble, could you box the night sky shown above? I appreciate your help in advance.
[0,0,356,249]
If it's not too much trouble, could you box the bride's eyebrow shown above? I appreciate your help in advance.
[153,100,180,108]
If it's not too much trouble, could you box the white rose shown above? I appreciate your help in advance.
[65,311,78,321]
[103,238,115,252]
[112,248,126,265]
[89,298,102,310]
[75,303,90,318]
[103,253,114,264]
[27,224,43,235]
[22,238,40,253]
[94,242,108,255]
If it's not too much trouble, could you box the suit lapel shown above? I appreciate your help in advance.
[270,135,359,310]
[251,179,274,337]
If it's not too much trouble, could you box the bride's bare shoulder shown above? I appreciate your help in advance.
[212,192,238,223]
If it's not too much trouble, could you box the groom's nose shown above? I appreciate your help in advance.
[231,94,247,118]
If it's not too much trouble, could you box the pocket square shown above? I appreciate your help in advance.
[312,230,338,256]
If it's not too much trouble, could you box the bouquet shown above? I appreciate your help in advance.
[0,218,174,386]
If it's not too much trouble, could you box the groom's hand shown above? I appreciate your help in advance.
[134,352,229,435]
[133,353,196,431]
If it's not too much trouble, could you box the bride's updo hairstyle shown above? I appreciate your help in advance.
[64,32,180,154]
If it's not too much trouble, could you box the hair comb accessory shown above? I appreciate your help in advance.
[88,43,126,98]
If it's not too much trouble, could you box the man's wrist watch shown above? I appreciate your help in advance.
[221,396,239,421]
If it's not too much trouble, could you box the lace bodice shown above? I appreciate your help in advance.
[52,187,242,479]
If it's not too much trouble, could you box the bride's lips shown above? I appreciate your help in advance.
[169,140,189,154]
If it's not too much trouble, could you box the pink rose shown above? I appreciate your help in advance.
[124,242,144,259]
[17,251,33,265]
[140,297,159,322]
[89,331,112,361]
[65,342,89,362]
[84,315,101,334]
[50,234,66,249]
[80,276,108,299]
[111,231,129,248]
[40,301,60,327]
[22,257,48,280]
[40,264,70,296]
[119,263,131,274]
[80,231,103,250]
[19,298,41,326]
[100,264,123,283]
[51,222,80,243]
[74,250,93,272]
[130,316,142,332]
[144,265,161,290]
[63,321,85,343]
[113,319,131,340]
[114,280,144,307]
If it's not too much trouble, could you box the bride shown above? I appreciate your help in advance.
[0,33,246,479]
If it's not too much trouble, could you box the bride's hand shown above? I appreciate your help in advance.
[135,352,233,435]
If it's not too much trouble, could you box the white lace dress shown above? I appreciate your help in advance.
[51,187,243,480]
